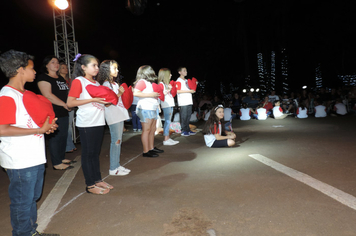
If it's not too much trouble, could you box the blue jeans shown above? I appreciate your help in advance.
[108,121,124,171]
[48,116,69,165]
[78,126,104,186]
[162,107,173,136]
[179,105,192,133]
[130,105,142,130]
[66,110,76,152]
[7,164,45,236]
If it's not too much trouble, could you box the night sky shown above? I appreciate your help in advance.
[1,0,356,95]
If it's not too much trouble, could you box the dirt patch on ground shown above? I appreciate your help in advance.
[163,208,213,236]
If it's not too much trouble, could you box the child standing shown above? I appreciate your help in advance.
[158,68,179,146]
[176,67,196,136]
[133,65,163,157]
[0,50,59,236]
[202,105,236,148]
[97,60,131,176]
[67,54,113,195]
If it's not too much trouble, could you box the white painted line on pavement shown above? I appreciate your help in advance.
[249,154,356,211]
[36,156,81,232]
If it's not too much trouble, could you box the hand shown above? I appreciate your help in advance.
[152,92,160,98]
[228,133,236,139]
[63,104,71,111]
[118,86,125,96]
[41,117,58,134]
[168,84,172,90]
[92,97,110,104]
[190,90,196,94]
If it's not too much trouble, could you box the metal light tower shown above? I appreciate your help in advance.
[53,0,78,77]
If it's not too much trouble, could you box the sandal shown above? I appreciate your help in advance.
[86,185,110,195]
[95,181,114,190]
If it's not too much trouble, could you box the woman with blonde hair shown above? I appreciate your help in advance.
[133,65,163,157]
[158,68,179,146]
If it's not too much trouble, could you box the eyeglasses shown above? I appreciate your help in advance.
[214,104,224,111]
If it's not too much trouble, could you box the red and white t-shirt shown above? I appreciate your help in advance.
[204,122,222,147]
[297,107,308,118]
[0,86,46,169]
[135,79,159,110]
[239,108,251,120]
[176,78,193,106]
[68,76,105,127]
[159,82,175,108]
[334,103,347,115]
[103,81,129,125]
[273,106,284,118]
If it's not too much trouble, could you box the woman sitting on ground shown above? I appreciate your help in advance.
[202,105,236,148]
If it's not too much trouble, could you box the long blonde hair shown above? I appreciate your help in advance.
[157,68,171,89]
[133,65,157,85]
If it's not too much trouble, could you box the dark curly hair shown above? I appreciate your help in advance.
[0,50,34,78]
[97,60,119,88]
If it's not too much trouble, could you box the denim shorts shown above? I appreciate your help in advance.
[136,108,158,123]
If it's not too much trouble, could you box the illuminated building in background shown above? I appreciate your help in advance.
[281,48,289,94]
[315,63,322,89]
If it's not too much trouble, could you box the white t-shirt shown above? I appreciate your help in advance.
[297,107,308,118]
[103,81,130,125]
[135,79,159,110]
[256,108,267,120]
[0,86,46,169]
[224,108,232,121]
[268,95,279,103]
[159,82,175,108]
[239,108,251,120]
[176,78,193,106]
[334,103,347,115]
[70,76,105,127]
[315,105,327,118]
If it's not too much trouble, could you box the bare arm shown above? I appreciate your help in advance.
[0,117,58,137]
[214,132,236,140]
[38,81,70,111]
[177,89,195,94]
[67,96,109,108]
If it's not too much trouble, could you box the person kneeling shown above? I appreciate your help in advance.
[202,105,236,148]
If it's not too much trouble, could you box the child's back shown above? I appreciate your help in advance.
[255,107,267,120]
[297,107,308,119]
[315,105,327,118]
[239,108,251,120]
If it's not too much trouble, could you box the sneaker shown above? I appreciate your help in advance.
[133,129,137,132]
[188,131,196,135]
[137,129,142,132]
[181,131,190,136]
[163,139,178,146]
[109,168,129,176]
[150,147,164,153]
[118,165,131,173]
[32,231,60,236]
[169,138,179,144]
[143,151,159,157]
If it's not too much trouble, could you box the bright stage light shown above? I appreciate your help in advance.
[302,85,307,89]
[54,0,69,10]
[242,89,247,93]
[250,88,254,92]
[256,88,260,92]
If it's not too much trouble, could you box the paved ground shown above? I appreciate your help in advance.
[1,115,356,236]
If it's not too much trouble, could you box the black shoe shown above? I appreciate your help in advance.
[143,151,159,157]
[150,147,164,153]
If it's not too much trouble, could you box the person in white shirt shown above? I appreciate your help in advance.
[314,100,327,118]
[331,98,348,116]
[272,101,288,119]
[158,68,179,146]
[133,65,164,157]
[97,60,131,176]
[176,67,196,137]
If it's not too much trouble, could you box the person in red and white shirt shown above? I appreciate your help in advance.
[314,100,327,118]
[202,105,236,148]
[67,54,113,195]
[176,67,196,136]
[273,101,288,119]
[0,50,58,236]
[158,68,179,146]
[133,65,164,158]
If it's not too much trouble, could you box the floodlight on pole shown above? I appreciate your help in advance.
[54,0,69,10]
[52,0,78,78]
